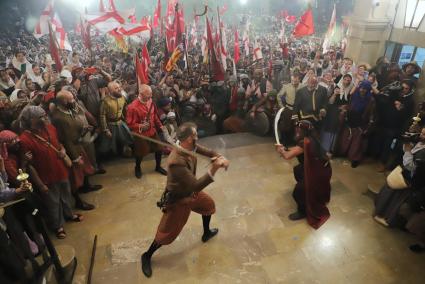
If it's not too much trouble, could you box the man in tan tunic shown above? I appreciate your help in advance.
[277,73,303,146]
[141,122,229,278]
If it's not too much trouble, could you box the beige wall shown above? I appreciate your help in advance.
[345,19,390,65]
[346,0,425,104]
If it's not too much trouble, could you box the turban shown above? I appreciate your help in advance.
[0,130,18,158]
[157,97,171,108]
[0,130,18,144]
[358,80,372,92]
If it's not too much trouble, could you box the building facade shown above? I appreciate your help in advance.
[345,0,425,102]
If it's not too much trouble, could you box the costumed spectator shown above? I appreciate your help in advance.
[51,90,100,209]
[209,81,230,134]
[277,73,302,146]
[12,51,31,77]
[77,67,112,122]
[367,73,380,95]
[126,84,167,179]
[320,86,345,155]
[338,81,375,167]
[245,69,273,111]
[292,75,329,128]
[157,96,173,124]
[28,64,45,88]
[62,83,104,174]
[400,61,421,85]
[163,111,178,144]
[336,73,353,104]
[19,106,81,239]
[249,89,280,133]
[318,71,335,96]
[352,63,369,87]
[372,80,415,172]
[0,69,16,96]
[374,127,425,228]
[0,133,32,202]
[0,130,32,188]
[369,56,390,88]
[98,81,133,156]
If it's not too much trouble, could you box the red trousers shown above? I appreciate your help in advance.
[154,191,215,245]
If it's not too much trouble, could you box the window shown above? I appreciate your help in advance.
[405,0,425,29]
[398,45,415,66]
[414,48,425,70]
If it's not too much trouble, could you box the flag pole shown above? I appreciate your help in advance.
[217,5,225,73]
[183,25,191,74]
[204,6,211,80]
[48,20,63,71]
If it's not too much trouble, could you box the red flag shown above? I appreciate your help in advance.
[234,30,240,64]
[140,16,149,26]
[279,10,297,24]
[165,23,176,53]
[80,17,91,50]
[129,14,137,23]
[48,23,62,72]
[142,44,151,68]
[285,15,297,24]
[293,8,314,37]
[99,0,105,12]
[174,4,184,46]
[167,0,177,18]
[165,3,184,53]
[220,4,228,15]
[153,0,161,28]
[135,52,149,85]
[206,17,224,81]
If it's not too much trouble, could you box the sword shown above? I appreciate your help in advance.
[131,132,212,162]
[274,107,285,146]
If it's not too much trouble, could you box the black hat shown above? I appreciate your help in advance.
[402,61,421,74]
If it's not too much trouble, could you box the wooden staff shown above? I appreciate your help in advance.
[131,131,214,162]
[87,235,98,284]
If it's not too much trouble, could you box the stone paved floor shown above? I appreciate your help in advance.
[57,133,425,284]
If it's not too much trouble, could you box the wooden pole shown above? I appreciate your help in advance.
[131,131,212,162]
[87,235,98,284]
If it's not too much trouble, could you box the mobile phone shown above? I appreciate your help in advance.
[51,64,57,72]
[20,63,26,74]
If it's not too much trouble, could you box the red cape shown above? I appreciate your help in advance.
[303,137,331,229]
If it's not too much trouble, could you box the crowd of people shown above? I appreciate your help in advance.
[1,5,425,282]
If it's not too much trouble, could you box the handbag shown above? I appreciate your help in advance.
[386,165,408,190]
[25,130,73,168]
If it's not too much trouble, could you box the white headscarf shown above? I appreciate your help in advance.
[9,88,22,102]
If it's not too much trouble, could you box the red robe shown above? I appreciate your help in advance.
[126,99,163,137]
[303,137,332,229]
